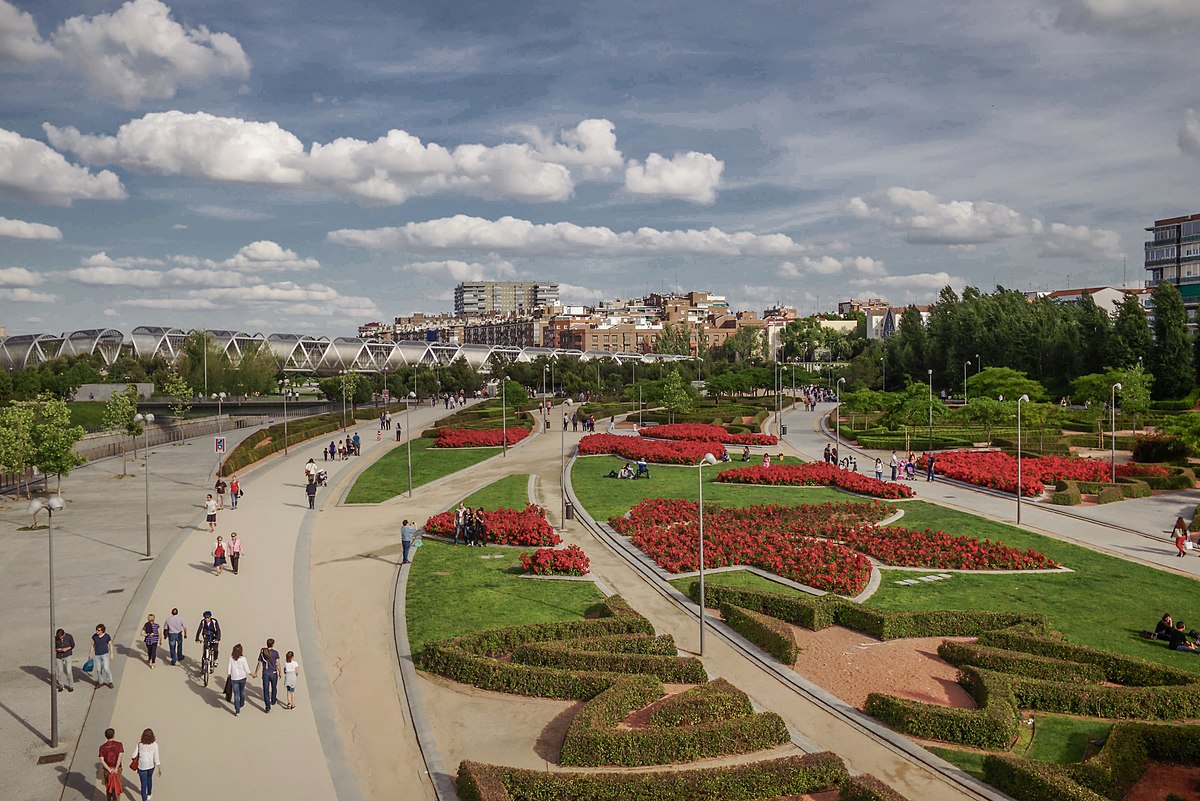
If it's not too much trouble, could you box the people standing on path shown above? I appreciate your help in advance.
[453,502,467,545]
[401,519,416,564]
[227,643,250,715]
[90,623,114,688]
[55,628,74,692]
[98,727,123,801]
[229,475,240,510]
[142,614,160,668]
[132,728,161,801]
[283,651,299,709]
[164,608,186,665]
[213,535,227,576]
[252,638,281,713]
[305,479,317,509]
[204,494,218,533]
[890,451,898,481]
[229,532,243,574]
[926,454,936,482]
[214,476,227,509]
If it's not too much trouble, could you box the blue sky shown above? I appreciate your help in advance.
[2,0,1199,336]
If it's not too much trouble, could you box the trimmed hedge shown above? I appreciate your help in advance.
[646,679,754,727]
[721,603,800,664]
[1050,483,1082,505]
[937,641,1105,684]
[864,665,1018,750]
[839,775,915,801]
[691,583,837,631]
[457,752,850,801]
[976,628,1197,687]
[513,640,707,683]
[1097,486,1123,504]
[221,412,344,473]
[560,633,679,656]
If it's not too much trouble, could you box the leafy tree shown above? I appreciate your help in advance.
[720,327,763,363]
[0,402,35,497]
[965,366,1049,403]
[882,381,948,431]
[657,322,692,356]
[660,371,695,423]
[840,389,883,431]
[961,397,1007,445]
[31,393,86,491]
[890,306,929,381]
[228,341,278,396]
[1115,362,1153,430]
[1163,414,1200,455]
[102,384,143,476]
[499,379,529,412]
[1150,281,1192,399]
[11,369,41,400]
[1075,294,1115,377]
[1112,293,1153,368]
[161,367,193,418]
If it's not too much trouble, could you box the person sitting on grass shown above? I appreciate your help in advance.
[635,458,650,479]
[618,463,634,480]
[719,450,731,462]
[741,446,751,462]
[1155,613,1175,640]
[1168,622,1200,653]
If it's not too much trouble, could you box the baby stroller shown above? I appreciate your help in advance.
[316,469,329,487]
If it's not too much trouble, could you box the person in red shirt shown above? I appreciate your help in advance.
[98,727,123,801]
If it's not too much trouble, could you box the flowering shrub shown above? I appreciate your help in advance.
[609,498,1057,594]
[639,423,777,446]
[578,433,729,465]
[919,451,1110,497]
[520,544,591,575]
[434,426,530,448]
[424,504,561,546]
[715,462,915,499]
[1115,463,1170,479]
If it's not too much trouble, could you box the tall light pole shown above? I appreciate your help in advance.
[560,398,573,529]
[501,379,507,458]
[1016,394,1030,524]
[406,391,416,497]
[542,365,549,427]
[279,380,293,455]
[202,329,208,397]
[340,371,348,433]
[927,369,934,452]
[976,355,981,378]
[835,376,846,460]
[880,355,886,392]
[696,452,718,656]
[963,360,972,402]
[211,392,226,477]
[1111,382,1123,483]
[134,413,154,557]
[30,494,65,747]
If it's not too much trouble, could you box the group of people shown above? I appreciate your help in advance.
[225,637,301,716]
[378,411,394,430]
[822,443,841,465]
[452,503,490,546]
[607,458,652,480]
[883,450,935,482]
[799,385,834,411]
[211,531,245,576]
[98,726,160,801]
[442,390,468,409]
[566,413,598,432]
[1151,613,1200,653]
[326,435,361,461]
[212,474,242,510]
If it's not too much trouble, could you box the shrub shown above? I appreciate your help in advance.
[1132,433,1192,463]
[646,679,754,727]
[839,775,916,801]
[519,544,590,575]
[937,641,1105,684]
[512,640,706,683]
[639,422,777,446]
[1097,486,1123,504]
[1050,483,1082,505]
[715,462,916,500]
[864,665,1018,749]
[721,603,800,663]
[425,505,560,547]
[579,432,730,465]
[690,583,838,631]
[221,413,344,474]
[434,426,530,447]
[976,629,1196,687]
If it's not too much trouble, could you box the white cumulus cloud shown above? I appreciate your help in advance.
[0,216,61,240]
[220,240,319,271]
[0,266,43,286]
[849,187,1032,245]
[1053,0,1200,34]
[0,0,56,63]
[515,118,624,177]
[0,127,125,205]
[850,272,962,291]
[396,258,517,282]
[1180,109,1200,158]
[777,255,885,277]
[0,287,57,302]
[1035,222,1124,262]
[624,151,724,204]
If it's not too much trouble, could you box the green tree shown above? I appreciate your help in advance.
[966,366,1049,403]
[890,306,929,381]
[840,389,883,431]
[961,396,1007,445]
[660,371,695,423]
[1075,294,1114,377]
[161,367,193,418]
[657,322,692,356]
[1151,282,1192,399]
[0,402,35,497]
[1112,293,1152,368]
[31,393,86,491]
[1115,362,1153,430]
[721,327,763,363]
[102,384,143,476]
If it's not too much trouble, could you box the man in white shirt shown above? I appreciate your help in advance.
[163,608,187,665]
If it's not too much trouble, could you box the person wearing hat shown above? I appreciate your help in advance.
[195,610,221,663]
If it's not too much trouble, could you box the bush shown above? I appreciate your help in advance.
[839,775,916,801]
[976,629,1197,687]
[864,666,1018,749]
[646,679,754,727]
[1132,433,1192,463]
[690,583,837,631]
[937,641,1105,684]
[221,413,344,474]
[721,603,800,663]
[1097,486,1123,504]
[519,544,590,575]
[512,639,707,683]
[1050,482,1082,505]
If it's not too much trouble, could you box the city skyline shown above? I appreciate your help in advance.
[2,0,1199,335]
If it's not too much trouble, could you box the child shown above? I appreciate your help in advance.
[283,651,299,709]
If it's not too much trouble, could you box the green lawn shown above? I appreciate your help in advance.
[668,569,814,597]
[68,401,109,431]
[571,455,850,522]
[346,438,500,503]
[406,540,604,655]
[1026,714,1112,762]
[458,474,531,511]
[928,747,986,780]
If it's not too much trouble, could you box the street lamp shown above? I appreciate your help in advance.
[278,380,297,455]
[211,392,226,476]
[29,494,65,747]
[339,371,348,432]
[963,360,972,403]
[501,379,507,458]
[560,398,573,529]
[696,452,718,656]
[880,355,886,392]
[927,369,934,452]
[1111,382,1123,483]
[406,391,416,497]
[835,377,846,460]
[1016,394,1030,524]
[134,413,154,557]
[542,365,549,427]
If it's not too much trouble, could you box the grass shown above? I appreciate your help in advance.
[67,401,109,431]
[1026,714,1113,762]
[458,474,532,511]
[570,455,850,522]
[405,540,604,655]
[668,569,814,597]
[867,501,1200,673]
[346,438,500,503]
[928,747,986,780]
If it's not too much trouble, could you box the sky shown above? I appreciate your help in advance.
[1,0,1199,337]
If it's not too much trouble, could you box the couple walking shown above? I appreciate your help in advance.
[225,638,300,716]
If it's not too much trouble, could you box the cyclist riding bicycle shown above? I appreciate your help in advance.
[195,610,221,664]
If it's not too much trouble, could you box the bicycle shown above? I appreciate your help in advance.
[198,640,218,686]
[839,455,858,473]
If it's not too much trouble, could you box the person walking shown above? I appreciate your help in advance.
[305,479,317,510]
[252,638,281,713]
[283,650,299,709]
[874,458,884,481]
[1176,525,1190,558]
[214,476,227,510]
[328,441,336,462]
[98,727,123,801]
[401,519,416,564]
[926,454,937,482]
[90,623,114,688]
[1172,516,1190,542]
[229,475,240,510]
[212,535,227,576]
[305,458,317,482]
[227,643,250,715]
[228,532,243,575]
[204,494,218,533]
[352,432,361,455]
[142,614,160,668]
[890,450,898,481]
[164,608,187,665]
[54,628,74,692]
[132,728,161,801]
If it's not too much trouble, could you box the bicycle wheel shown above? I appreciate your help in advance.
[202,651,210,687]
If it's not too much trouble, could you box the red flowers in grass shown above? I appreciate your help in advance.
[608,498,1057,594]
[520,544,591,575]
[425,504,561,546]
[919,451,1110,497]
[639,423,777,446]
[715,462,915,499]
[578,433,729,465]
[1115,463,1169,479]
[434,427,530,448]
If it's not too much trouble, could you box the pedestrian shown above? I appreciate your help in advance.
[213,535,226,576]
[353,432,361,455]
[1177,526,1190,558]
[252,638,281,713]
[283,650,299,709]
[328,441,336,461]
[453,502,467,545]
[229,475,240,510]
[227,643,250,715]
[229,532,243,574]
[305,457,317,482]
[204,494,218,533]
[474,507,489,547]
[305,478,317,509]
[823,444,831,463]
[763,453,771,468]
[874,458,883,481]
[132,728,161,801]
[54,628,74,692]
[164,608,187,665]
[890,450,898,481]
[401,519,416,564]
[926,454,936,482]
[90,623,114,688]
[142,614,160,668]
[1172,516,1190,541]
[214,475,227,509]
[98,727,123,801]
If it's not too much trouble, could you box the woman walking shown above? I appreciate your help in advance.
[227,643,250,715]
[228,532,243,575]
[212,536,227,576]
[229,475,240,510]
[1176,525,1189,558]
[142,614,160,668]
[283,651,299,709]
[132,728,161,801]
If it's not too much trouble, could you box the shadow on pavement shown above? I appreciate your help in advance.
[0,697,46,742]
[20,664,52,686]
[55,763,98,801]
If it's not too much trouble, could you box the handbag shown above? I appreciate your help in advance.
[129,745,139,771]
[82,657,94,673]
[223,674,233,702]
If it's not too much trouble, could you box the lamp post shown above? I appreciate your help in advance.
[835,376,846,460]
[560,398,573,529]
[1111,382,1123,483]
[696,452,718,656]
[501,379,507,458]
[279,380,293,455]
[542,365,549,427]
[339,371,348,432]
[406,391,416,497]
[963,360,971,403]
[134,413,154,557]
[880,355,886,392]
[30,494,65,747]
[211,392,226,477]
[927,369,934,452]
[1016,394,1030,524]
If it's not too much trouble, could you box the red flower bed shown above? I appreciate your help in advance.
[920,451,1109,497]
[424,504,561,546]
[578,433,728,465]
[639,422,777,446]
[520,544,591,575]
[434,426,530,448]
[609,498,1057,594]
[715,462,915,499]
[1115,463,1170,479]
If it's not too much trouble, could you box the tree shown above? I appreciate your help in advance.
[1115,362,1153,430]
[890,306,929,381]
[657,322,692,356]
[1151,282,1192,399]
[1075,294,1115,377]
[721,327,763,363]
[102,384,143,476]
[965,367,1049,403]
[0,402,35,497]
[500,379,528,412]
[161,367,193,418]
[961,397,1007,445]
[1113,293,1152,369]
[840,389,883,431]
[660,371,695,423]
[31,393,86,491]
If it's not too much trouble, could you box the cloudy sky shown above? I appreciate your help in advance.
[1,0,1197,336]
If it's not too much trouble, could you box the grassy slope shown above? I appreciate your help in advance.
[346,438,500,503]
[459,474,532,511]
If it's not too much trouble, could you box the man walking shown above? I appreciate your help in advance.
[204,494,218,533]
[305,479,317,510]
[252,638,281,713]
[98,727,124,801]
[889,450,898,481]
[54,628,74,692]
[164,608,187,665]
